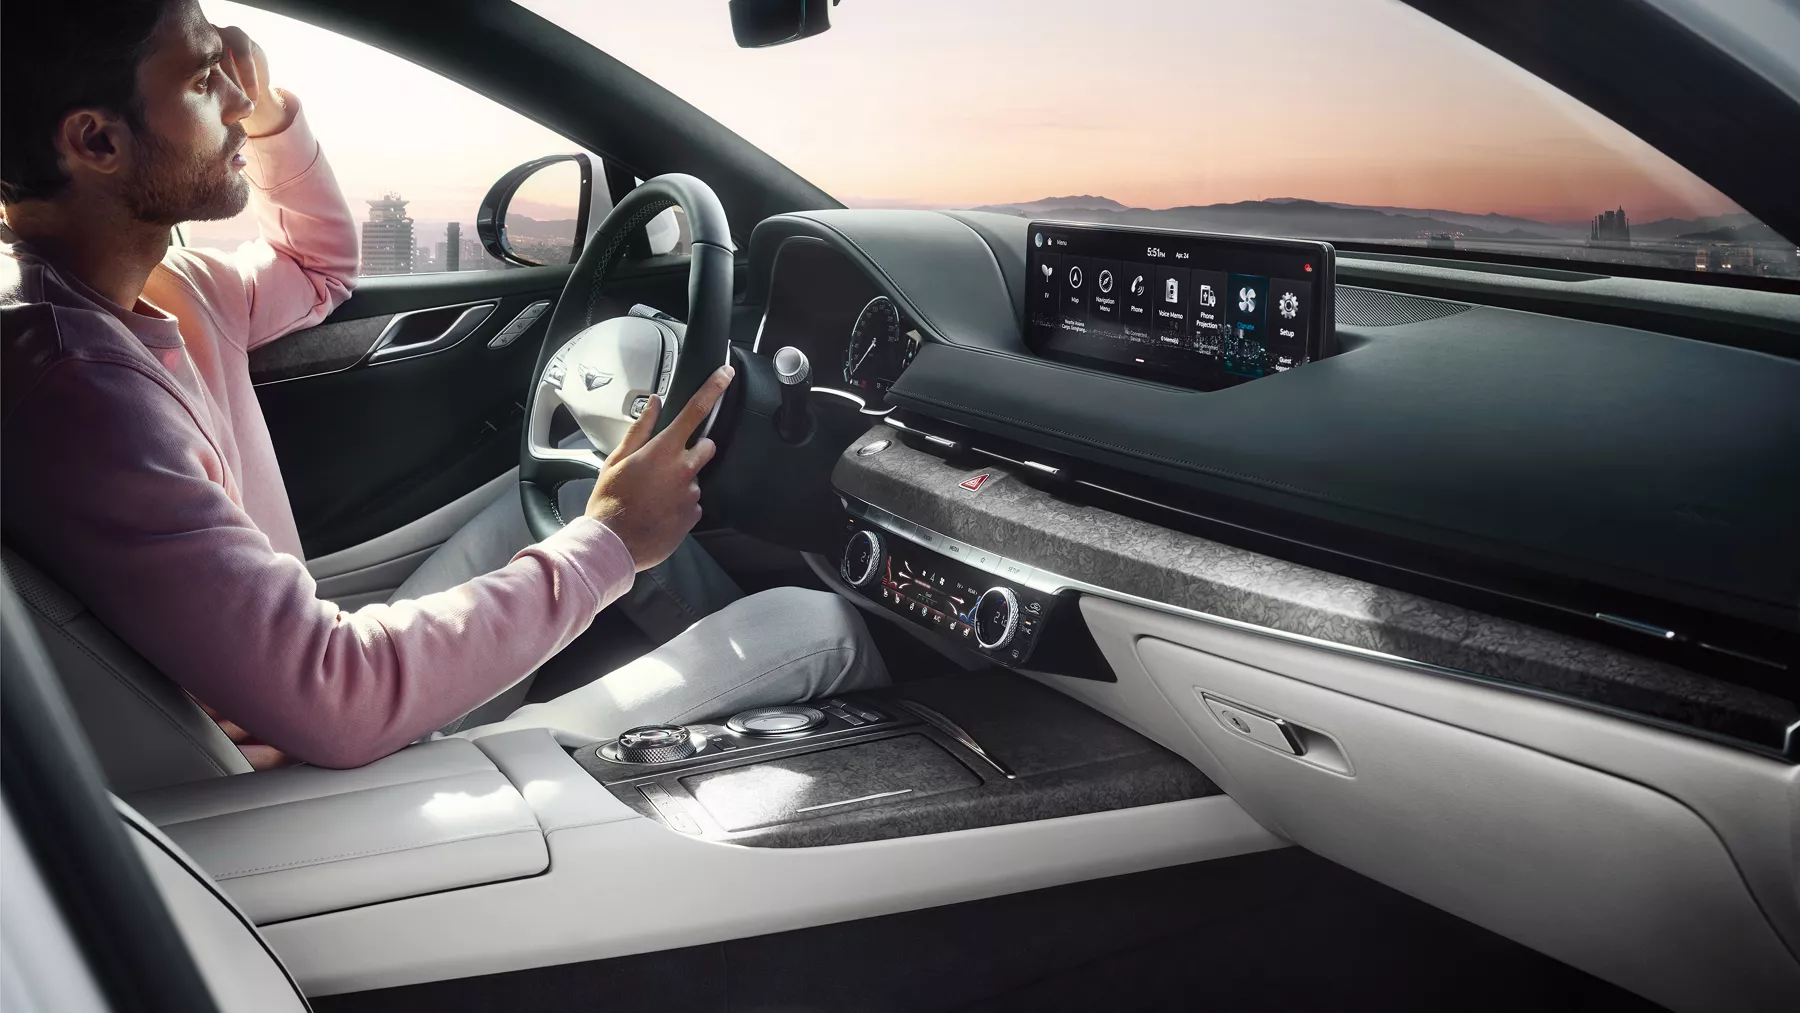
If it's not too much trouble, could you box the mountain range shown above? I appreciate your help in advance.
[965,196,1769,245]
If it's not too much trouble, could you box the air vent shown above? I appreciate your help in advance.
[1337,286,1473,327]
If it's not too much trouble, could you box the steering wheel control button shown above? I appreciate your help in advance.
[841,530,884,587]
[973,587,1021,650]
[1202,695,1302,755]
[611,724,701,764]
[726,706,827,737]
[631,395,650,418]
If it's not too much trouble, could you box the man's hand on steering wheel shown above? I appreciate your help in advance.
[583,365,735,571]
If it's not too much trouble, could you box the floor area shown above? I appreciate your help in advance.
[316,847,1661,1012]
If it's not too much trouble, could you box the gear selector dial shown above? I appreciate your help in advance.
[614,724,699,764]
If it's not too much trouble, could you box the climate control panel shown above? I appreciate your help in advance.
[839,519,1053,666]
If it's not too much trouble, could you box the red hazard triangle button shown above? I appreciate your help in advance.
[959,473,990,492]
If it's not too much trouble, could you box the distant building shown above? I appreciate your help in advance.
[1709,245,1754,273]
[1589,206,1631,244]
[360,193,414,276]
[444,222,461,273]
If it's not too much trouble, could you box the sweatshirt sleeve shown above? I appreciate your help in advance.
[161,93,359,350]
[2,356,636,768]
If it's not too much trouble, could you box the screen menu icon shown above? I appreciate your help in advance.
[1224,272,1269,378]
[1154,265,1190,348]
[1189,269,1227,361]
[1266,278,1310,372]
[1122,270,1153,340]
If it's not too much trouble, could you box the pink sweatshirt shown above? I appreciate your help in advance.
[1,105,635,768]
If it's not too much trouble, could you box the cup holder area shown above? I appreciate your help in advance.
[726,705,826,737]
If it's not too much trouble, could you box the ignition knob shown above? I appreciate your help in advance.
[841,530,884,587]
[973,587,1021,650]
[614,724,699,764]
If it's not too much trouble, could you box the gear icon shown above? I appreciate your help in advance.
[1278,291,1299,319]
[1237,287,1257,313]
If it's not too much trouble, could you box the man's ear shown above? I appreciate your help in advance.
[54,109,134,179]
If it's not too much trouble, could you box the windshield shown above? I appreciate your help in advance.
[521,0,1796,283]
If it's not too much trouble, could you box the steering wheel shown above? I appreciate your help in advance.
[518,174,735,542]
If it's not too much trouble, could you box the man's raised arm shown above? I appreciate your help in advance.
[160,27,358,349]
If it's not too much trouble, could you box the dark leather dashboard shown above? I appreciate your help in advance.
[745,209,1800,662]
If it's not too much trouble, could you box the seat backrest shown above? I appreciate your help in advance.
[0,547,250,792]
[2,560,307,1013]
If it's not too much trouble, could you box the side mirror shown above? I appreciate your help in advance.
[476,153,594,268]
[730,0,835,48]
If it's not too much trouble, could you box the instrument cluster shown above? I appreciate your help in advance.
[756,240,923,410]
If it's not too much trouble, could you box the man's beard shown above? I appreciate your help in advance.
[121,125,250,226]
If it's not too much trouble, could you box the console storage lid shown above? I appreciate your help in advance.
[125,738,549,924]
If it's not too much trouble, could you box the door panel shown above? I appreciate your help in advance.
[256,259,697,558]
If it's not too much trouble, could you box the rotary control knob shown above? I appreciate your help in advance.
[973,587,1021,650]
[841,529,884,587]
[614,724,699,764]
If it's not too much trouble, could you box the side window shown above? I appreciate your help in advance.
[192,1,611,276]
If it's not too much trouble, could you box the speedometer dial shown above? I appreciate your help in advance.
[842,296,917,403]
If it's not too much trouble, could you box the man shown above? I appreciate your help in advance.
[0,0,885,770]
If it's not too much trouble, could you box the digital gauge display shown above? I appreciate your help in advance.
[842,295,920,402]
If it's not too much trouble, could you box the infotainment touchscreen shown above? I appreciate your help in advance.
[1024,221,1334,390]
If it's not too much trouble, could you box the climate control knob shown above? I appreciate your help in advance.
[841,530,884,587]
[973,587,1020,650]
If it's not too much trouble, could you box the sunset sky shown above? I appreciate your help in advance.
[190,0,1739,248]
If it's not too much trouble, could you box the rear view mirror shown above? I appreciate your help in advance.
[476,153,594,268]
[730,0,835,48]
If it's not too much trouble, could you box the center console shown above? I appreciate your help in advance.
[577,672,1216,848]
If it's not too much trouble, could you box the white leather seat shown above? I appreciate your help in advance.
[0,547,249,792]
[2,564,308,1013]
[117,801,311,1012]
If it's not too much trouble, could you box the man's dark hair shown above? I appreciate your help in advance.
[1,0,180,204]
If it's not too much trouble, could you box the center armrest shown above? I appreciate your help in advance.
[126,738,551,923]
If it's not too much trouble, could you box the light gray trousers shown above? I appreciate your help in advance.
[390,486,889,742]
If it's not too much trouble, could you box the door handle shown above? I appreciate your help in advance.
[365,301,498,365]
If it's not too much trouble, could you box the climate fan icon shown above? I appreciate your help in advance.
[1237,287,1257,313]
[1278,291,1299,319]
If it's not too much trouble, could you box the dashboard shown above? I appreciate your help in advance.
[739,208,1799,762]
[754,238,921,411]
